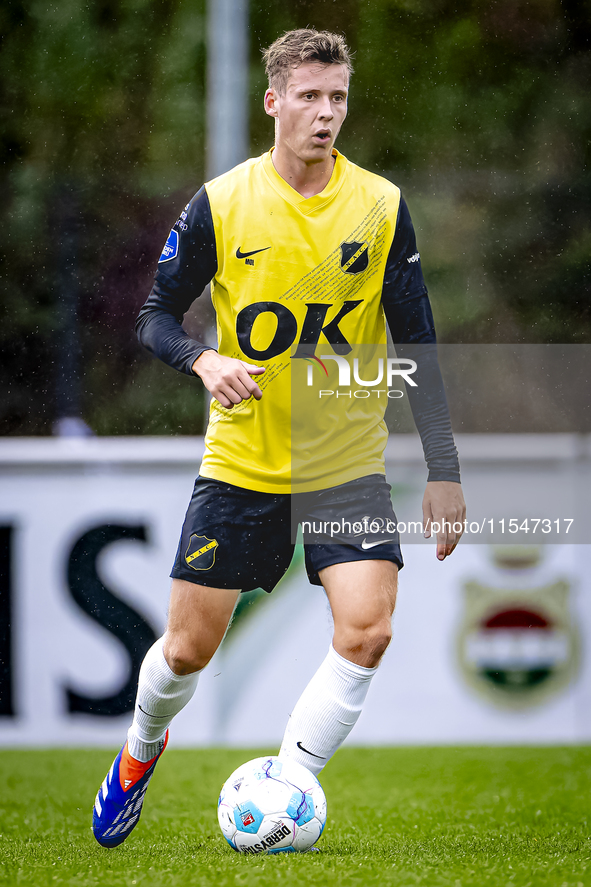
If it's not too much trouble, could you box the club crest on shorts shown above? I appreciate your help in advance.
[185,534,219,571]
[340,240,369,274]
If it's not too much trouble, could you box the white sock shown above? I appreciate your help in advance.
[127,638,200,762]
[278,645,378,776]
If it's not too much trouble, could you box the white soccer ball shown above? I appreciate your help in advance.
[217,756,327,854]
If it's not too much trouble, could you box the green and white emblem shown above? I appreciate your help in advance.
[457,548,579,709]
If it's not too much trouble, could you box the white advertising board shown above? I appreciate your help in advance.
[0,435,589,747]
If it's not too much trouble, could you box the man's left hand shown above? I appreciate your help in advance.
[422,481,466,561]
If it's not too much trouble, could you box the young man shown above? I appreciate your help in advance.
[92,29,465,848]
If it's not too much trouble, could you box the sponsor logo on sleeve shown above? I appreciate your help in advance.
[158,229,179,263]
[174,207,190,232]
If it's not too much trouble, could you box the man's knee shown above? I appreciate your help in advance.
[370,623,393,660]
[163,580,239,675]
[162,633,211,675]
[336,620,392,668]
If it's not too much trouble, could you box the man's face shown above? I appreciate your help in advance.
[265,62,349,165]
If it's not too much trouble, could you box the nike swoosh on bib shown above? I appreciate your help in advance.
[360,538,398,550]
[235,246,271,259]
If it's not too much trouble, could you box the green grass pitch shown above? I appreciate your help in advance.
[0,747,589,886]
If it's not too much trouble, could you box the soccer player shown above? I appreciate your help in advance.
[92,28,465,847]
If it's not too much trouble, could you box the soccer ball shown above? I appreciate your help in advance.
[217,756,327,854]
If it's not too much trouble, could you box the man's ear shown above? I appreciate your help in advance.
[264,88,279,118]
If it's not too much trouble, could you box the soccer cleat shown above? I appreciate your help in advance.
[92,732,168,848]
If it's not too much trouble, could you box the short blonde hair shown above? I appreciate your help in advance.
[262,29,353,95]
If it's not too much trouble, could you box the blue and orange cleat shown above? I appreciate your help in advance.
[92,732,168,848]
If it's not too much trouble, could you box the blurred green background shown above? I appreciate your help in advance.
[1,0,590,435]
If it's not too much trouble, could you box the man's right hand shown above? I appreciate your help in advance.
[192,350,265,409]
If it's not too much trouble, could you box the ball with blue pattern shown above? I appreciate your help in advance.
[217,756,327,853]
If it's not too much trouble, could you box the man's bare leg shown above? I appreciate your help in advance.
[279,560,397,774]
[163,579,240,673]
[93,579,239,847]
[324,560,398,667]
[129,579,240,758]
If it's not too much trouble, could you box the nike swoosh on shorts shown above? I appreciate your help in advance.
[360,538,398,550]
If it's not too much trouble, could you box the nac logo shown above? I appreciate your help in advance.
[185,534,219,571]
[340,240,369,275]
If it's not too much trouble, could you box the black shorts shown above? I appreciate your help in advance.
[171,474,403,592]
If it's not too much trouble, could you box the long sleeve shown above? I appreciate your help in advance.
[135,186,218,375]
[381,197,461,483]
